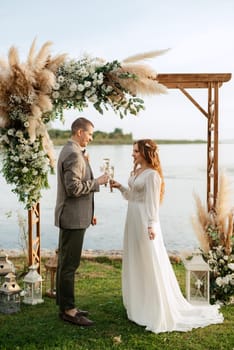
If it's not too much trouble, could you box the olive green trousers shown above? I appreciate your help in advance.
[56,228,85,312]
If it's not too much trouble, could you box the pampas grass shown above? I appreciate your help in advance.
[114,49,169,96]
[113,63,167,96]
[122,48,170,64]
[0,39,66,166]
[0,39,66,124]
[191,193,210,253]
[192,172,234,255]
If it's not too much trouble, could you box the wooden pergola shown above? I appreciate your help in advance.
[158,73,231,210]
[28,73,232,272]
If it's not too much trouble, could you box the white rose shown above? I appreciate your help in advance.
[53,83,60,90]
[215,277,224,287]
[1,135,9,143]
[98,72,104,80]
[89,94,98,103]
[89,67,95,74]
[16,130,23,138]
[85,90,92,97]
[230,274,234,285]
[78,84,85,92]
[69,83,77,92]
[57,75,65,83]
[22,167,29,173]
[52,91,60,99]
[84,81,91,88]
[105,86,113,93]
[7,129,15,136]
[223,275,231,285]
[79,67,87,77]
[75,93,83,100]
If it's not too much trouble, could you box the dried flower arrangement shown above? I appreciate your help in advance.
[0,40,168,209]
[192,172,234,304]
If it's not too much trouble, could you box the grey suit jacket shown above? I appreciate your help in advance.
[54,139,100,229]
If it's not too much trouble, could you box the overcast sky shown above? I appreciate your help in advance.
[0,0,233,140]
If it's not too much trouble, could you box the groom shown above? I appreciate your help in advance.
[55,116,109,326]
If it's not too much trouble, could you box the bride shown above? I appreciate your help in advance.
[110,139,223,333]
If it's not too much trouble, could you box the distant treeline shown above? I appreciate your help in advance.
[48,128,206,145]
[48,128,134,145]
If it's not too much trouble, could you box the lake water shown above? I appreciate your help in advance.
[0,143,234,253]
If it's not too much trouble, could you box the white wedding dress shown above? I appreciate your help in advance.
[119,168,223,333]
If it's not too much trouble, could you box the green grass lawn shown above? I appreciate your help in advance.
[0,257,233,350]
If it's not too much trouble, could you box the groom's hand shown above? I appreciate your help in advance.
[97,174,109,185]
[91,216,97,225]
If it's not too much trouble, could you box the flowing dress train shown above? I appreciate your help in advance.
[119,169,223,333]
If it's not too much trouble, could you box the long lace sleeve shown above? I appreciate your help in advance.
[119,185,130,200]
[145,171,161,227]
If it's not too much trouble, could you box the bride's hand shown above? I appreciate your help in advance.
[148,230,156,240]
[109,179,121,189]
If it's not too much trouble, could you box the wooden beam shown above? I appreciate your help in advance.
[178,86,208,118]
[157,73,231,89]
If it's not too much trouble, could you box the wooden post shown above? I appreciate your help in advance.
[28,203,41,273]
[207,82,219,212]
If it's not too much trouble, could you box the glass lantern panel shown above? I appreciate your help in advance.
[24,283,32,299]
[33,281,42,299]
[0,293,21,314]
[190,271,209,302]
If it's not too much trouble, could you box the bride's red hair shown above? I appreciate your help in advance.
[134,139,165,202]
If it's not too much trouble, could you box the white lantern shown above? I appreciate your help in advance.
[183,250,210,305]
[0,272,21,314]
[0,253,15,283]
[23,264,44,305]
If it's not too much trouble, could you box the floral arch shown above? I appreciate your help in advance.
[0,41,168,269]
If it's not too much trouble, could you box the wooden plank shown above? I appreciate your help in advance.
[157,73,232,88]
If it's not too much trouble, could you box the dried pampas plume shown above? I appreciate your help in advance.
[122,48,170,64]
[191,193,210,253]
[115,63,167,96]
[216,172,232,223]
[112,49,169,96]
[0,39,67,164]
[192,172,234,254]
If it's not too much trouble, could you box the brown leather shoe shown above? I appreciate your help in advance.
[61,312,94,326]
[77,308,89,316]
[59,308,89,318]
